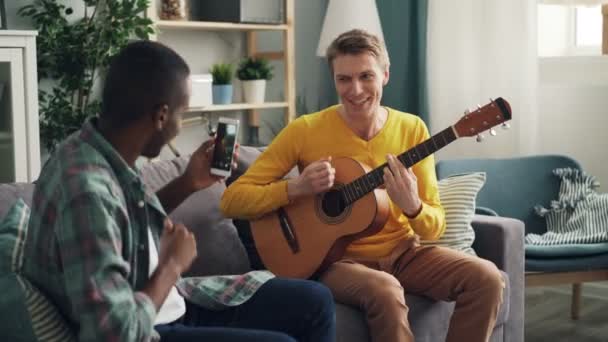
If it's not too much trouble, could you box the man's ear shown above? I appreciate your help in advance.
[382,68,390,86]
[153,104,170,131]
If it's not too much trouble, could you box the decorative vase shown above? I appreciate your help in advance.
[212,84,233,105]
[241,79,266,104]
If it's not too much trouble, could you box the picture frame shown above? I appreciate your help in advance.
[0,0,6,30]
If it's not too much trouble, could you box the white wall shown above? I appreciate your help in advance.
[538,57,608,191]
[428,1,608,193]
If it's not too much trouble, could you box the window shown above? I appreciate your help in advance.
[538,4,603,57]
[575,6,602,47]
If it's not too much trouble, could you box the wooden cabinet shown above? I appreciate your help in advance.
[146,0,295,148]
[0,31,40,182]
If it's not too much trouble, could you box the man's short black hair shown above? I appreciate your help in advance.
[101,40,190,127]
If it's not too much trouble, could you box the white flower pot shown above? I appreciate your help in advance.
[242,79,266,104]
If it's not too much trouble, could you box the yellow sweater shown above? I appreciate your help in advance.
[220,105,446,259]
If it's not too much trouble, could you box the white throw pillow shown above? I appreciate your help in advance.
[421,172,486,255]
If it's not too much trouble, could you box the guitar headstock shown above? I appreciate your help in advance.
[453,97,512,139]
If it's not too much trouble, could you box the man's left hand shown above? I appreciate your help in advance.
[383,154,422,218]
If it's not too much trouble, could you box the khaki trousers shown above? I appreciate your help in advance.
[320,237,505,342]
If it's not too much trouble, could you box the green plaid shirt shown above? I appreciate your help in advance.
[23,118,273,342]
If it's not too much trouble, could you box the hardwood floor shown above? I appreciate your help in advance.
[525,282,608,342]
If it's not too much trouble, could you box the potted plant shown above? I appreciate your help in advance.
[210,62,234,105]
[236,57,274,104]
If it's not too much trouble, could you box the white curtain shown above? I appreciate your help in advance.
[427,0,539,159]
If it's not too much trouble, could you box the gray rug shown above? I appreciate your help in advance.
[525,284,608,342]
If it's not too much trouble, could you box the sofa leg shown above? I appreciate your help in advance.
[571,283,582,320]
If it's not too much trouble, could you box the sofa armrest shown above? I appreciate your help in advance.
[471,214,524,342]
[472,215,524,270]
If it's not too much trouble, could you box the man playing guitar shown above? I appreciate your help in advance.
[221,29,505,342]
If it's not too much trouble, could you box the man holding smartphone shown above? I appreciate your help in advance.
[23,41,335,342]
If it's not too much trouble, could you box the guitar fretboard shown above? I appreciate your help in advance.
[340,126,457,206]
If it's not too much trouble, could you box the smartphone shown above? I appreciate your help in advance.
[210,117,239,177]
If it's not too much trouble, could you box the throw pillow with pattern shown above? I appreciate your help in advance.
[421,172,486,255]
[0,199,76,341]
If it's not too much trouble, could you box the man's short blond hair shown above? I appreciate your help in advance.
[325,29,390,74]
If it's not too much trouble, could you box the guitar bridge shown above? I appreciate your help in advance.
[278,207,300,253]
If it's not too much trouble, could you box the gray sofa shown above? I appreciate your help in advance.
[0,147,525,342]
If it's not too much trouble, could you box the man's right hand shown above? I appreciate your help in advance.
[288,157,335,200]
[159,219,197,276]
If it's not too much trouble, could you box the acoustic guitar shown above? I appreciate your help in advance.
[250,98,512,279]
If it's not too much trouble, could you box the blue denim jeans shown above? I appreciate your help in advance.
[155,277,336,342]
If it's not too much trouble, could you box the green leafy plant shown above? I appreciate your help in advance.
[236,57,274,81]
[210,63,234,85]
[18,0,154,152]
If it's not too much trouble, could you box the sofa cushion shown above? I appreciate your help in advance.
[140,157,251,276]
[422,172,486,255]
[0,183,34,218]
[138,157,189,193]
[227,145,299,186]
[335,303,370,342]
[172,182,251,276]
[526,252,608,272]
[0,198,29,273]
[226,145,265,185]
[525,243,608,258]
[0,273,76,342]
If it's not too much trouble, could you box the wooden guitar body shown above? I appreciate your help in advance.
[251,157,390,279]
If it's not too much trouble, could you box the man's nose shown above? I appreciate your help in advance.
[351,80,363,94]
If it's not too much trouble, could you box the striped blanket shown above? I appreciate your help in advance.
[525,168,608,245]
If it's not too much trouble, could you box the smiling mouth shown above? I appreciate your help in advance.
[349,98,369,106]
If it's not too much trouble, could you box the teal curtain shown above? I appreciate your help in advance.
[377,0,429,125]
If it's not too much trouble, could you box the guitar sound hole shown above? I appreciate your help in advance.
[321,190,346,218]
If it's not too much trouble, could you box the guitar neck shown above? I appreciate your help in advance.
[341,126,458,206]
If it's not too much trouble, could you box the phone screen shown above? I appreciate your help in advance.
[212,121,238,171]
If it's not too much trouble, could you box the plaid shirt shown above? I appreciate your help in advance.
[23,118,274,342]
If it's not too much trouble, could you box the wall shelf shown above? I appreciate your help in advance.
[155,20,288,32]
[147,0,295,148]
[186,102,288,113]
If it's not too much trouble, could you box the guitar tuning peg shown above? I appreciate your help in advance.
[501,122,511,130]
[476,134,485,142]
[477,104,482,110]
[464,109,471,115]
[489,128,497,136]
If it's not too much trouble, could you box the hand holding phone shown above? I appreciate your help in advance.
[211,117,239,177]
